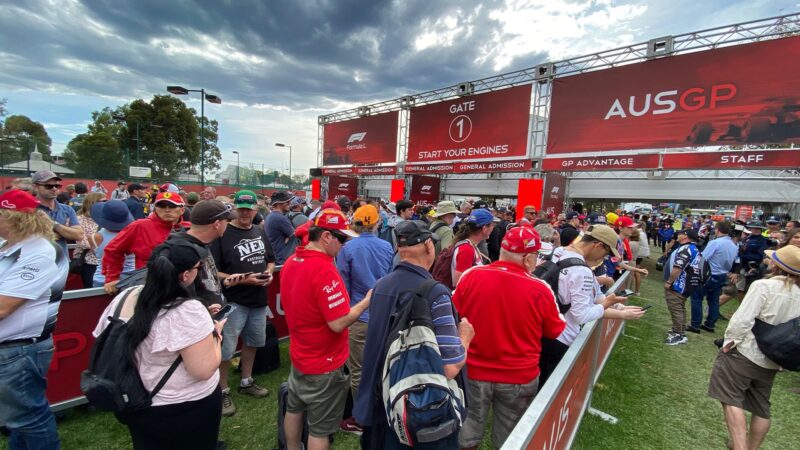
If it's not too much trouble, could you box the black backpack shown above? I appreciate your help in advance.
[532,257,588,313]
[752,316,800,371]
[80,288,182,412]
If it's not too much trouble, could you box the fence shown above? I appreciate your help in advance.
[48,268,631,450]
[502,271,631,450]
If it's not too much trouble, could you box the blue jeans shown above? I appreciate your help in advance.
[690,273,727,329]
[0,337,60,450]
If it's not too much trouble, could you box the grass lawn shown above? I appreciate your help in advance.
[3,244,798,449]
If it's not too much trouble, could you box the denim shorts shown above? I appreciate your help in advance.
[0,337,60,449]
[221,304,267,361]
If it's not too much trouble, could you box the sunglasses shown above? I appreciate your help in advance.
[155,202,181,209]
[330,231,349,244]
[37,183,62,190]
[210,203,234,221]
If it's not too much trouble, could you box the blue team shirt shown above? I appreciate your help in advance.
[38,202,79,255]
[336,232,394,323]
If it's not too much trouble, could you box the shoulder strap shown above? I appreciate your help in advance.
[557,257,588,269]
[149,355,183,399]
[416,279,440,302]
[112,287,138,319]
[430,221,447,234]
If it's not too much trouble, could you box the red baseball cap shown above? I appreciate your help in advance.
[501,226,541,254]
[616,216,635,228]
[0,189,41,213]
[314,209,358,237]
[154,191,185,206]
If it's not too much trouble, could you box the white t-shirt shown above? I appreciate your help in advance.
[0,237,62,342]
[551,247,605,346]
[637,230,650,258]
[93,295,219,406]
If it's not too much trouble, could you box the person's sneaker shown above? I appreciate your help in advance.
[238,378,269,398]
[686,325,701,334]
[340,416,363,435]
[700,324,716,333]
[713,338,724,349]
[222,390,236,417]
[665,333,688,345]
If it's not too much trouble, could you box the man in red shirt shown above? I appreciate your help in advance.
[280,209,370,450]
[452,226,566,450]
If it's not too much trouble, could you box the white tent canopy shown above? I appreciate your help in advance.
[1,144,75,175]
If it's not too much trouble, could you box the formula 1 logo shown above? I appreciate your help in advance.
[551,187,560,194]
[338,183,350,189]
[347,132,367,143]
[421,185,432,192]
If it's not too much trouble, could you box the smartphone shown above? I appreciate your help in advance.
[213,304,237,321]
[255,273,272,280]
[639,304,654,311]
[618,289,636,297]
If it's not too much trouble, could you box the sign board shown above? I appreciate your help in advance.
[408,84,532,163]
[326,175,358,200]
[541,173,567,214]
[542,154,660,172]
[547,36,800,153]
[661,149,800,170]
[129,166,152,178]
[409,175,441,203]
[405,159,531,174]
[323,111,399,165]
[734,205,754,221]
[322,165,398,176]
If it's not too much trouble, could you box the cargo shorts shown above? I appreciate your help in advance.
[287,364,350,437]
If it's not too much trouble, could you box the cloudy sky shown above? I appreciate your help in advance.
[0,0,795,177]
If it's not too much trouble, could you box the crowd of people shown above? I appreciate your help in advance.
[0,171,798,450]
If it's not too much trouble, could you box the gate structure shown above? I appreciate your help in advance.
[317,14,800,215]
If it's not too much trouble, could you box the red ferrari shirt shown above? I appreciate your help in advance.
[280,247,351,374]
[452,261,566,384]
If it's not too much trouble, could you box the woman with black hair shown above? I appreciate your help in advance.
[93,239,225,449]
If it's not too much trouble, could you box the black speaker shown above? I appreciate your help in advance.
[309,168,323,177]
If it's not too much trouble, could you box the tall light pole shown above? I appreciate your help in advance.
[232,150,240,185]
[274,142,292,188]
[167,85,221,186]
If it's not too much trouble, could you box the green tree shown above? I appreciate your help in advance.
[0,115,53,162]
[63,130,125,179]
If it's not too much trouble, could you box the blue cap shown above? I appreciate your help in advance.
[466,208,499,226]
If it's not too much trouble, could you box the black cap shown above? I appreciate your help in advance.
[565,211,579,220]
[766,216,780,224]
[270,191,293,205]
[149,239,208,273]
[746,220,765,229]
[190,200,237,225]
[473,200,489,209]
[677,229,700,241]
[395,220,439,247]
[127,182,145,193]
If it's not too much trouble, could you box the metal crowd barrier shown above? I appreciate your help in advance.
[502,271,632,450]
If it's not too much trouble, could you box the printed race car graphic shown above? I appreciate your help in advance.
[687,97,800,145]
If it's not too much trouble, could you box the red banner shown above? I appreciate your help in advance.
[735,205,754,221]
[323,111,398,165]
[542,154,660,171]
[311,179,321,199]
[547,36,800,154]
[326,176,358,200]
[409,175,441,203]
[454,159,532,173]
[408,84,532,163]
[661,149,800,170]
[542,173,567,214]
[390,179,406,202]
[516,179,544,221]
[322,166,398,176]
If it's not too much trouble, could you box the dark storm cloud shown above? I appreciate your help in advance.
[1,0,541,111]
